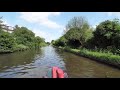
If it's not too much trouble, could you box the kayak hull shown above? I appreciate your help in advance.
[43,67,68,78]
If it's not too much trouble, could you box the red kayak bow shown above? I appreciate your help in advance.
[52,66,64,78]
[43,66,68,78]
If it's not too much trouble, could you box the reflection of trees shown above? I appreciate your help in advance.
[0,49,42,71]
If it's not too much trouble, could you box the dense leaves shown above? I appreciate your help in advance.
[0,18,46,53]
[53,16,93,48]
[93,19,120,50]
[0,29,15,52]
[13,26,35,46]
[53,36,67,47]
[53,17,120,55]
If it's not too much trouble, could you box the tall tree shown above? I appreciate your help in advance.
[65,16,87,33]
[64,16,93,48]
[93,18,120,49]
[0,31,15,51]
[12,26,35,46]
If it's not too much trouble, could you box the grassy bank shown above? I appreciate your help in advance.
[59,46,120,69]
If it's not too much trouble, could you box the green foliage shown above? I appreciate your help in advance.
[46,42,50,45]
[54,17,120,67]
[0,30,15,52]
[54,16,93,48]
[65,16,88,31]
[58,36,68,46]
[51,40,54,44]
[53,36,68,47]
[13,26,35,46]
[93,19,120,49]
[0,17,15,53]
[34,36,45,48]
[40,42,47,47]
[0,17,46,53]
[12,25,46,49]
[13,44,29,51]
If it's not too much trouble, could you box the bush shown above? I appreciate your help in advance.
[13,44,29,51]
[0,30,15,52]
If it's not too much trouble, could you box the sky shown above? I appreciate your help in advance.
[0,12,120,42]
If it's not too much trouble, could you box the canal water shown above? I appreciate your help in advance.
[0,46,120,78]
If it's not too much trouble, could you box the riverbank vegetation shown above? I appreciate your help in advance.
[0,17,47,53]
[52,16,120,68]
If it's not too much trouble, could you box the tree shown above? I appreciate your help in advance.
[14,25,20,30]
[46,42,50,45]
[64,16,93,48]
[57,36,67,47]
[93,19,120,49]
[65,16,88,33]
[34,36,46,48]
[13,26,35,46]
[0,30,15,51]
[64,28,81,48]
[0,17,15,52]
[0,17,46,53]
[51,40,54,44]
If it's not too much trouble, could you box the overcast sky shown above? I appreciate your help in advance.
[0,12,120,42]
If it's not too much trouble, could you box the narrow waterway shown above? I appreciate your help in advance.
[0,46,120,78]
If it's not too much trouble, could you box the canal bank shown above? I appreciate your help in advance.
[57,46,120,70]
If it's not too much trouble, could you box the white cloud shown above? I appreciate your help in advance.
[2,20,12,27]
[93,25,96,29]
[93,23,99,28]
[92,23,99,30]
[2,20,14,30]
[19,12,62,29]
[106,12,120,17]
[33,29,57,42]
